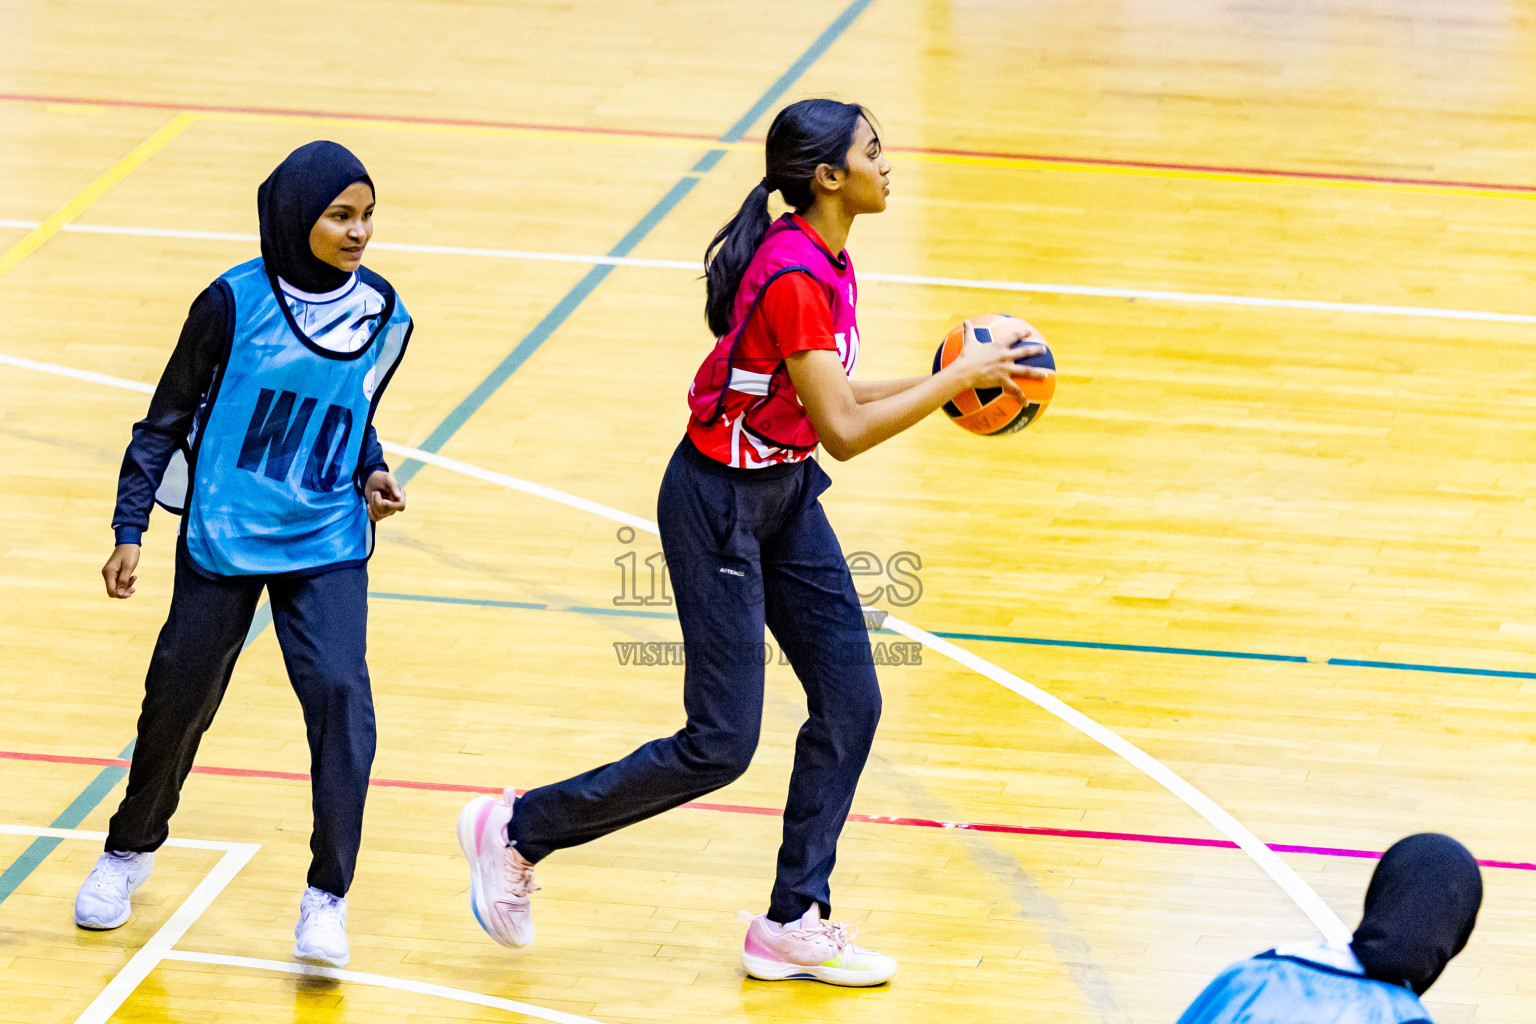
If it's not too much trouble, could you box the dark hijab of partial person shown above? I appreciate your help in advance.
[256,140,373,294]
[1350,833,1482,995]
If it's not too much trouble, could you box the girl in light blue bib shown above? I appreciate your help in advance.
[78,141,412,970]
[1177,834,1482,1024]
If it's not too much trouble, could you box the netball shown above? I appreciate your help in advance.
[932,314,1056,435]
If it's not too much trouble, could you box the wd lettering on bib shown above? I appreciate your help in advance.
[235,389,356,494]
[177,258,411,576]
[238,389,319,481]
[301,404,355,493]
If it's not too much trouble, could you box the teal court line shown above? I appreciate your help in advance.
[371,590,675,620]
[372,588,1536,681]
[0,738,139,904]
[1327,656,1536,680]
[1,0,876,906]
[936,630,1306,663]
[396,0,876,485]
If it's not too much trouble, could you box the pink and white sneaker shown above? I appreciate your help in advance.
[457,787,539,947]
[738,907,897,986]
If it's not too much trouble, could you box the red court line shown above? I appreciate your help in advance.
[6,90,1535,197]
[7,748,1531,871]
[0,90,723,143]
[915,146,1536,194]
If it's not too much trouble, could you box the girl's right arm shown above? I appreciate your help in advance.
[104,286,227,598]
[786,318,1049,461]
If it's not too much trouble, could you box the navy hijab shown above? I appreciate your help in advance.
[256,141,373,294]
[1351,833,1482,995]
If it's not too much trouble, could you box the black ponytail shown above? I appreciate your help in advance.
[703,98,871,337]
[703,180,774,338]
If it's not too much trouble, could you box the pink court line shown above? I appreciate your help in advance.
[5,748,1531,872]
[5,89,1536,197]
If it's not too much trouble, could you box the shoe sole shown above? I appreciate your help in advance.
[292,945,350,968]
[742,951,896,987]
[75,907,132,930]
[456,796,531,948]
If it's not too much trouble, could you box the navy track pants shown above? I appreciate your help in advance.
[511,437,881,923]
[106,545,375,897]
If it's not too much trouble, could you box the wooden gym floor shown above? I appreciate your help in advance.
[2,0,1535,1021]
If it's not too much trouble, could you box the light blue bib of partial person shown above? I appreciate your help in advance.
[1177,942,1433,1024]
[182,257,410,575]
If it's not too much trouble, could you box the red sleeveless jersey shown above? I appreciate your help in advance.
[687,214,860,468]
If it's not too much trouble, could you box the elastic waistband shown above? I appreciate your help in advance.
[677,435,809,481]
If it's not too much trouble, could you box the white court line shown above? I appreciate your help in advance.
[0,352,155,394]
[0,221,700,270]
[162,951,610,1024]
[0,353,1353,944]
[0,362,643,531]
[2,216,1533,324]
[872,618,1350,943]
[0,824,261,1024]
[0,823,248,852]
[863,271,1536,324]
[73,843,259,1024]
[379,441,659,534]
[3,822,609,1024]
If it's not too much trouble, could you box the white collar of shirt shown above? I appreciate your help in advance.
[1272,939,1365,975]
[277,273,382,354]
[278,274,357,304]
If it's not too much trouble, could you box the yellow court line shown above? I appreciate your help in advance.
[0,112,198,277]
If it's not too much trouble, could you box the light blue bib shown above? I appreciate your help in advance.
[174,258,410,575]
[1178,944,1432,1024]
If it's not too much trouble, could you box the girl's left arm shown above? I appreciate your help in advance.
[786,318,1047,461]
[850,377,926,403]
[360,425,388,481]
[113,286,227,546]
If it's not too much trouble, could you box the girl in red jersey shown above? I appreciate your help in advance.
[457,99,1049,986]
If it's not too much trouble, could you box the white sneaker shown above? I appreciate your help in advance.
[457,787,538,947]
[292,886,350,967]
[75,851,153,930]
